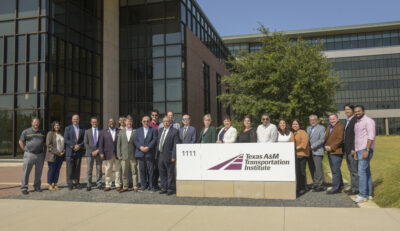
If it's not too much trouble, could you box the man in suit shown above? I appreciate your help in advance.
[134,115,158,192]
[307,115,326,192]
[179,114,197,144]
[64,114,85,190]
[159,111,181,130]
[325,114,345,194]
[99,118,121,191]
[117,115,139,193]
[84,117,102,191]
[157,116,179,195]
[343,104,359,195]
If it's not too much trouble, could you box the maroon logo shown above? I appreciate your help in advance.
[208,154,244,170]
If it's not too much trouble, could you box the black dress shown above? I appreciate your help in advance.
[236,128,257,143]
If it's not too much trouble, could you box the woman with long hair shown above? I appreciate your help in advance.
[45,121,65,191]
[236,116,257,143]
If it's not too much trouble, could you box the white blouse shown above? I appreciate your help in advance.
[277,132,293,142]
[56,133,64,152]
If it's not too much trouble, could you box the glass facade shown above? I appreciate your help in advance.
[0,0,103,157]
[225,28,400,135]
[119,0,229,126]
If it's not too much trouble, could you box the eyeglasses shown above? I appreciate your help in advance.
[262,118,270,121]
[182,118,190,121]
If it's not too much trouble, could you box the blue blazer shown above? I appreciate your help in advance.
[134,126,158,158]
[156,127,179,160]
[179,126,197,144]
[64,124,85,157]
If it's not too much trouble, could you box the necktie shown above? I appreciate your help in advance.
[159,129,167,152]
[183,127,187,140]
[75,126,79,140]
[94,129,97,146]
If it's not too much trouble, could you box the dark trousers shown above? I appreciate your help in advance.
[158,158,175,192]
[345,152,359,192]
[296,156,308,191]
[66,156,82,186]
[153,158,160,188]
[328,154,344,191]
[47,156,64,185]
[138,156,154,190]
[307,154,315,180]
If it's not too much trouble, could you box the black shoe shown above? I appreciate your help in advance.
[34,188,42,192]
[97,185,103,190]
[298,189,306,195]
[346,190,359,195]
[86,187,92,191]
[159,190,167,194]
[68,185,73,191]
[326,190,340,194]
[167,191,175,196]
[312,187,325,192]
[75,184,82,189]
[22,190,29,195]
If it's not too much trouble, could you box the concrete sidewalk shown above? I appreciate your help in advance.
[0,199,399,231]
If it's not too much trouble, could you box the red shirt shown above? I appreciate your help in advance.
[150,121,160,130]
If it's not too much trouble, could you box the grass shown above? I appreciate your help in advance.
[319,136,400,208]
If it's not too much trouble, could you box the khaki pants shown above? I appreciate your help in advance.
[104,156,121,188]
[121,159,139,189]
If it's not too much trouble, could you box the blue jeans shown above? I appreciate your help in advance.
[328,154,343,191]
[357,149,373,198]
[47,155,64,185]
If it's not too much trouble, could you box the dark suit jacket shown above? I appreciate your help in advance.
[199,126,217,143]
[325,123,345,154]
[134,126,158,158]
[84,128,101,157]
[343,116,357,154]
[64,124,85,157]
[156,127,179,160]
[99,128,119,160]
[179,125,197,144]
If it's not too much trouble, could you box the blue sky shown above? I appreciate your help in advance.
[196,0,400,36]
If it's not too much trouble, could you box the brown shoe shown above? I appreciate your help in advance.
[116,187,121,192]
[48,185,55,191]
[133,187,139,192]
[119,188,128,193]
[104,187,111,191]
[54,186,59,190]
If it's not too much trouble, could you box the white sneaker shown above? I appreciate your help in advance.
[354,195,368,203]
[368,196,373,200]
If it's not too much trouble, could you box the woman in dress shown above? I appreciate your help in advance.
[236,116,257,143]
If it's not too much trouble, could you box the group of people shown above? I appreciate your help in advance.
[19,104,375,202]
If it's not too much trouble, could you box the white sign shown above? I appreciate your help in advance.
[176,143,296,182]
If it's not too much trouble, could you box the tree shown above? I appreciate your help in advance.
[219,26,341,127]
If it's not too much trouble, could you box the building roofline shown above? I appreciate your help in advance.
[222,21,400,44]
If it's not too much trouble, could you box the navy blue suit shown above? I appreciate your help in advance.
[179,125,197,144]
[156,127,179,193]
[134,126,158,190]
[64,124,85,186]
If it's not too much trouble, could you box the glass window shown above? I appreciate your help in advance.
[153,58,164,79]
[166,45,181,56]
[18,0,39,18]
[29,64,38,92]
[166,79,181,100]
[40,17,47,32]
[6,65,14,93]
[6,37,14,64]
[0,95,13,109]
[152,46,164,58]
[40,0,47,15]
[0,66,3,93]
[166,57,181,78]
[17,64,26,92]
[0,38,3,64]
[166,22,181,44]
[17,94,37,108]
[153,80,165,102]
[167,102,182,113]
[40,63,45,91]
[29,34,38,61]
[18,19,39,34]
[0,21,15,36]
[0,110,13,154]
[17,35,26,63]
[40,33,47,60]
[0,0,16,20]
[153,102,165,114]
[151,24,164,46]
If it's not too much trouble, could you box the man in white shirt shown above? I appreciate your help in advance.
[84,117,102,191]
[257,113,278,143]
